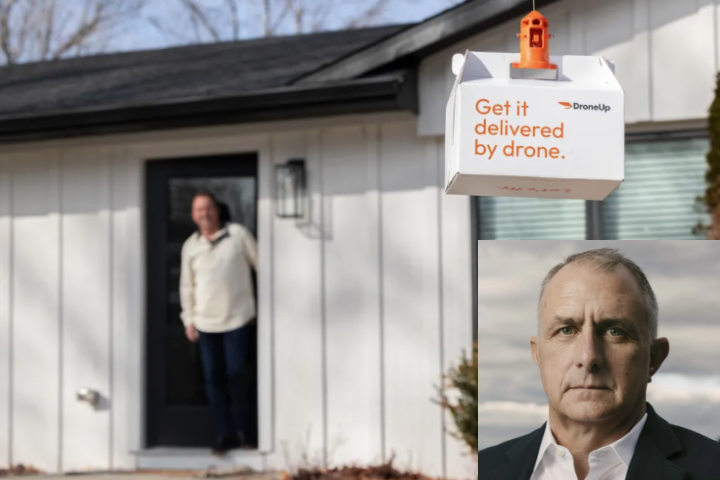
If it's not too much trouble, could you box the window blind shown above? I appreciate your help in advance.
[478,196,587,239]
[602,139,710,240]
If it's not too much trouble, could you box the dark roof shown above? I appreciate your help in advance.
[0,24,407,121]
[299,0,561,84]
[0,0,559,143]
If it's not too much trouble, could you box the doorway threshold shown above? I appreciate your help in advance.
[132,448,269,472]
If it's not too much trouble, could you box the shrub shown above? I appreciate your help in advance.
[696,72,720,239]
[281,460,440,480]
[438,343,478,453]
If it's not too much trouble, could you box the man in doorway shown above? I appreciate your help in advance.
[180,191,258,454]
[478,248,720,479]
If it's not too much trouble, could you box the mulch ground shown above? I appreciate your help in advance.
[0,465,45,477]
[282,462,440,480]
[1,460,444,480]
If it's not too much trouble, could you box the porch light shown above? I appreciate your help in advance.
[275,159,306,218]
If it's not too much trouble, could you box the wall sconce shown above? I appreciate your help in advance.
[275,159,306,219]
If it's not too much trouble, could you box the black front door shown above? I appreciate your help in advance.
[145,153,259,448]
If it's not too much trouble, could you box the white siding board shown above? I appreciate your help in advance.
[321,126,383,467]
[11,151,61,472]
[698,0,716,95]
[380,122,443,474]
[582,0,640,122]
[269,131,326,466]
[629,0,652,123]
[436,138,474,480]
[581,0,634,55]
[124,155,144,461]
[650,0,715,121]
[568,1,586,56]
[364,124,385,462]
[60,147,112,471]
[541,5,571,56]
[420,139,444,476]
[0,156,11,468]
[418,54,451,137]
[110,148,134,469]
[256,138,274,454]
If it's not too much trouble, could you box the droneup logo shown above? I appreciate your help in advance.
[559,101,611,113]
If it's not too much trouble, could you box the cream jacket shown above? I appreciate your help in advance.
[179,222,258,333]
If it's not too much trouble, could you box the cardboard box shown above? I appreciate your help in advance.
[445,51,625,201]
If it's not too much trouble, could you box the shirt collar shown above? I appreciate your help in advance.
[532,411,648,472]
[195,222,229,241]
[533,420,556,473]
[609,412,648,466]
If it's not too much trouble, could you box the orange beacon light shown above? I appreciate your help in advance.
[510,10,558,80]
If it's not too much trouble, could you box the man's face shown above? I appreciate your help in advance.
[531,263,663,424]
[191,195,219,231]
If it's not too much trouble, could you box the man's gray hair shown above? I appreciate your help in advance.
[537,248,658,344]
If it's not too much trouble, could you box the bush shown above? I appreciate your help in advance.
[438,343,478,453]
[282,460,440,480]
[0,465,44,477]
[696,72,720,239]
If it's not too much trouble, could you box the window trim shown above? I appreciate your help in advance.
[625,128,708,144]
[471,196,479,342]
[585,201,604,240]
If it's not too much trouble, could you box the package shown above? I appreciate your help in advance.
[444,50,625,201]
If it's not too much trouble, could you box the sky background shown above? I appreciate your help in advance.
[109,0,464,53]
[477,241,720,450]
[0,0,468,65]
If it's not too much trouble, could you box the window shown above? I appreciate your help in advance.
[474,136,710,240]
[477,196,587,239]
[602,138,710,239]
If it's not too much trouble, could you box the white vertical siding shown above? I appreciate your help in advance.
[0,157,11,468]
[255,138,274,455]
[109,146,134,470]
[123,154,145,462]
[419,54,454,144]
[542,5,571,54]
[418,0,719,136]
[10,151,62,472]
[650,0,716,121]
[630,0,653,122]
[420,137,444,473]
[0,147,136,473]
[321,125,383,466]
[60,147,113,471]
[0,115,473,477]
[270,130,326,463]
[436,136,474,480]
[380,122,444,473]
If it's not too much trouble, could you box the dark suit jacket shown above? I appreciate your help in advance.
[478,403,720,480]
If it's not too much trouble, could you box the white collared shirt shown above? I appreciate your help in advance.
[530,413,647,480]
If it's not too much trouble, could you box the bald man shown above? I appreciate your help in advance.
[478,248,720,480]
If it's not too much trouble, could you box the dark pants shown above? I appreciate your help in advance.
[197,324,250,440]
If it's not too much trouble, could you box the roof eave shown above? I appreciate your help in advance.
[0,72,417,145]
[296,0,561,84]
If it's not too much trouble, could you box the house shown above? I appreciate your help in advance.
[0,0,715,477]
